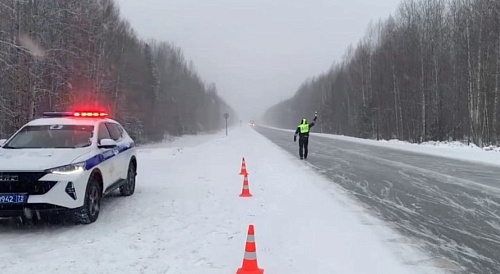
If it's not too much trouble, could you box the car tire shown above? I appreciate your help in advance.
[120,161,136,196]
[74,175,101,224]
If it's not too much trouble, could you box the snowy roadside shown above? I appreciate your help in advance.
[136,126,444,273]
[0,126,444,274]
[261,125,500,167]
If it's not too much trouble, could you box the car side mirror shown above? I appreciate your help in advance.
[0,139,6,147]
[98,138,117,149]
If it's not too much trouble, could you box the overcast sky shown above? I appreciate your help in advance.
[115,0,402,121]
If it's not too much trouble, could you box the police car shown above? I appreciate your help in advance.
[0,111,137,224]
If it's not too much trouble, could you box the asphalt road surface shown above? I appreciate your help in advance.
[256,126,500,274]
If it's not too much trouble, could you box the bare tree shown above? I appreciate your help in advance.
[0,0,236,142]
[264,0,500,146]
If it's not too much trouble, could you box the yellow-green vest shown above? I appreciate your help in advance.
[299,121,309,133]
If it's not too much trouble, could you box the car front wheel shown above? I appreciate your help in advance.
[74,175,102,224]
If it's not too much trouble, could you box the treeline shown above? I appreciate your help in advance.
[0,0,235,143]
[264,0,500,146]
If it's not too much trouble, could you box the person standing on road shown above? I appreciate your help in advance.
[294,112,318,160]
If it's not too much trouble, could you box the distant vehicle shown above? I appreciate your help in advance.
[249,120,256,127]
[0,111,137,224]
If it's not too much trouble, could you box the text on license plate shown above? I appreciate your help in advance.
[0,194,27,204]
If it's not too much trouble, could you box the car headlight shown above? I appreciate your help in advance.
[48,162,86,175]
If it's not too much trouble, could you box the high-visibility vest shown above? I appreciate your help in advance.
[299,122,309,133]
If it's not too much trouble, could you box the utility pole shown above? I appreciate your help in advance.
[224,113,229,136]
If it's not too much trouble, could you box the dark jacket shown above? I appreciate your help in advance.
[294,116,317,139]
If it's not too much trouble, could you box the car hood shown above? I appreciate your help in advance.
[0,148,92,171]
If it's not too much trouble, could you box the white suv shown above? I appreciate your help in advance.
[0,111,137,224]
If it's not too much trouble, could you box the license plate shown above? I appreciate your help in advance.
[0,194,27,204]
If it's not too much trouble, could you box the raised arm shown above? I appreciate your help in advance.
[309,112,318,127]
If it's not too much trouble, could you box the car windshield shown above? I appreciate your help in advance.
[3,125,94,149]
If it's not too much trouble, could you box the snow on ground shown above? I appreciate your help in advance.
[263,125,500,167]
[0,126,443,274]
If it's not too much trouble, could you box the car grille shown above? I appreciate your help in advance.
[0,172,57,195]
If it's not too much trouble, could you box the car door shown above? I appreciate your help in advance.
[97,122,118,189]
[105,122,128,180]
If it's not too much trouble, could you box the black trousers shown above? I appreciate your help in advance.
[299,137,309,159]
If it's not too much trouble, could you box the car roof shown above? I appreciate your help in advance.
[26,117,119,127]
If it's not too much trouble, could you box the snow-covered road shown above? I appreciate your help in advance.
[0,126,439,274]
[257,125,500,273]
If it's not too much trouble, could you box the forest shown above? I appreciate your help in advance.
[264,0,500,146]
[0,0,236,143]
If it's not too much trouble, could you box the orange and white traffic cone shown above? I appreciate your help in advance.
[239,175,253,197]
[239,157,249,176]
[237,225,264,274]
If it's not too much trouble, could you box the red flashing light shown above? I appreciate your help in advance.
[73,112,108,118]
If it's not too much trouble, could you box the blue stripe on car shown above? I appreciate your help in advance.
[84,143,133,170]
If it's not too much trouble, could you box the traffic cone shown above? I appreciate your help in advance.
[239,157,249,176]
[239,175,253,197]
[237,225,264,274]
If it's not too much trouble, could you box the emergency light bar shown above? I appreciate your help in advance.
[42,112,108,118]
[73,112,108,117]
